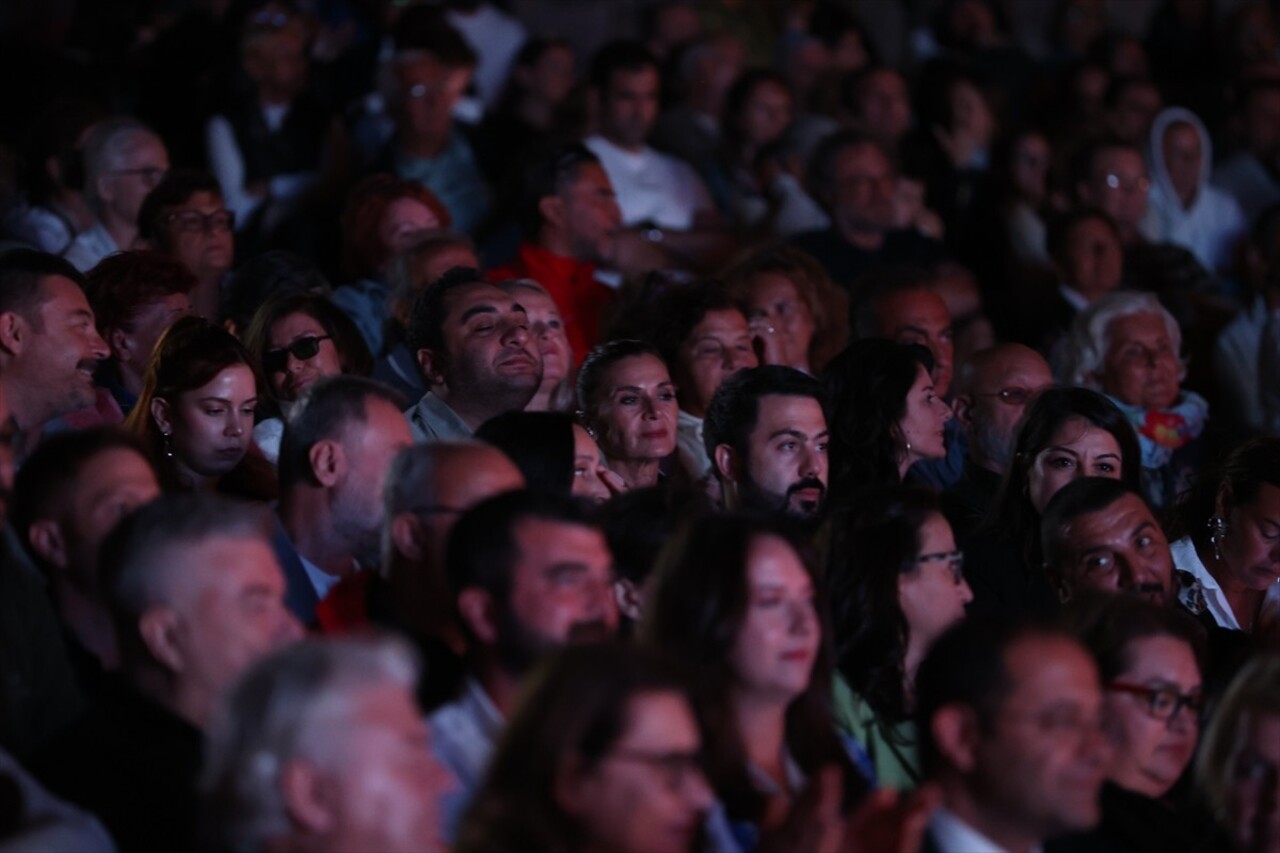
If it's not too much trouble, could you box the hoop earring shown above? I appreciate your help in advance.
[1207,515,1227,561]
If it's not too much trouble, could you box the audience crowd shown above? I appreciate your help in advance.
[2,0,1280,850]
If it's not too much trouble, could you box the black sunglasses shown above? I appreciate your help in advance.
[264,335,331,374]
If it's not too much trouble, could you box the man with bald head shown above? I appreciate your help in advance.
[315,441,525,708]
[946,344,1054,537]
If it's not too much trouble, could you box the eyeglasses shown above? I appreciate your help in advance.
[163,209,235,234]
[1107,681,1201,722]
[1103,173,1150,193]
[111,167,168,186]
[263,335,332,374]
[972,386,1046,406]
[916,550,965,584]
[608,748,706,790]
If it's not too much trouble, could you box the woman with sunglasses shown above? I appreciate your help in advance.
[1051,593,1206,853]
[126,316,275,500]
[825,488,972,791]
[243,292,372,464]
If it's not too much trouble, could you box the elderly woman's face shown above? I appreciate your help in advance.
[1100,312,1181,410]
[590,354,678,464]
[1224,710,1280,853]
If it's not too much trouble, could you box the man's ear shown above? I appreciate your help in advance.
[279,758,337,835]
[613,578,642,622]
[952,394,975,429]
[150,397,175,436]
[138,606,184,673]
[713,443,740,485]
[27,519,69,570]
[0,311,26,356]
[538,195,567,232]
[456,588,499,645]
[108,327,132,363]
[931,704,981,774]
[390,513,425,563]
[417,348,447,388]
[1214,483,1233,521]
[307,439,344,489]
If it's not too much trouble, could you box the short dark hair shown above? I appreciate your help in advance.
[646,279,741,382]
[1065,591,1205,685]
[520,143,602,238]
[1040,477,1145,580]
[277,376,405,490]
[392,5,477,67]
[445,490,600,619]
[806,129,889,206]
[851,263,938,340]
[12,427,152,567]
[0,249,86,323]
[84,250,197,334]
[588,39,658,93]
[1045,207,1121,270]
[136,169,223,247]
[703,366,826,463]
[915,618,1070,774]
[404,267,489,361]
[221,251,331,335]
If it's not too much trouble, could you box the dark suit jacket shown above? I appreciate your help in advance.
[270,517,319,627]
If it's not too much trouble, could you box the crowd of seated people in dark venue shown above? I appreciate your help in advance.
[2,0,1280,850]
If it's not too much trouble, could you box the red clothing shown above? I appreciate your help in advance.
[490,243,616,363]
[314,571,372,634]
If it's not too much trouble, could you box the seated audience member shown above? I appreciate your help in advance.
[0,385,85,760]
[602,486,706,627]
[1211,78,1280,224]
[0,749,114,851]
[703,69,796,230]
[914,619,1110,853]
[1016,207,1125,356]
[33,495,302,852]
[1196,655,1280,853]
[243,292,372,464]
[1142,107,1246,274]
[703,365,829,521]
[206,7,347,257]
[273,377,413,625]
[650,31,744,167]
[476,411,613,502]
[792,131,945,289]
[991,127,1056,270]
[842,65,914,148]
[430,490,617,829]
[724,244,849,375]
[84,250,193,415]
[964,387,1139,621]
[826,488,973,790]
[377,13,489,234]
[1065,291,1206,509]
[641,513,871,841]
[488,144,623,362]
[576,340,678,489]
[1050,593,1205,853]
[647,280,757,481]
[1216,204,1280,432]
[64,117,169,272]
[219,250,331,339]
[203,636,453,853]
[13,428,160,688]
[1169,436,1280,635]
[374,232,479,401]
[457,644,718,853]
[460,645,727,850]
[125,316,274,500]
[824,340,950,502]
[852,266,963,488]
[584,42,729,261]
[494,278,575,412]
[135,170,235,319]
[331,175,450,357]
[0,250,110,448]
[404,268,542,441]
[1041,478,1175,608]
[946,344,1054,538]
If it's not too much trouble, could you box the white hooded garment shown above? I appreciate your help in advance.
[1141,106,1247,273]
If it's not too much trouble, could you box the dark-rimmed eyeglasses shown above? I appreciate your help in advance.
[608,748,706,790]
[1107,681,1201,721]
[263,336,332,374]
[163,210,235,235]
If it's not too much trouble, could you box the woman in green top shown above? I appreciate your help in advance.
[825,488,973,790]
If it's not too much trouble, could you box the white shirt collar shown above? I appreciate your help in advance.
[929,807,1040,853]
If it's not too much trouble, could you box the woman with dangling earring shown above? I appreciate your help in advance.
[1168,436,1280,635]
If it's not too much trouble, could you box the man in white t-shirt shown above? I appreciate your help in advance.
[583,40,732,271]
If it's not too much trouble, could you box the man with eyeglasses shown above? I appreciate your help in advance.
[64,117,169,273]
[430,489,617,839]
[946,344,1054,538]
[916,618,1111,853]
[137,170,234,319]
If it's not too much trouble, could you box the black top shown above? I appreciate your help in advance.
[1046,782,1203,853]
[961,526,1060,622]
[790,227,947,294]
[942,460,1003,543]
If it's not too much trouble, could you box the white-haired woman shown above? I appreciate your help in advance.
[1064,291,1207,509]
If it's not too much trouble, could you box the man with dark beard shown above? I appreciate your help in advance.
[429,490,617,837]
[273,377,414,625]
[704,366,830,521]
